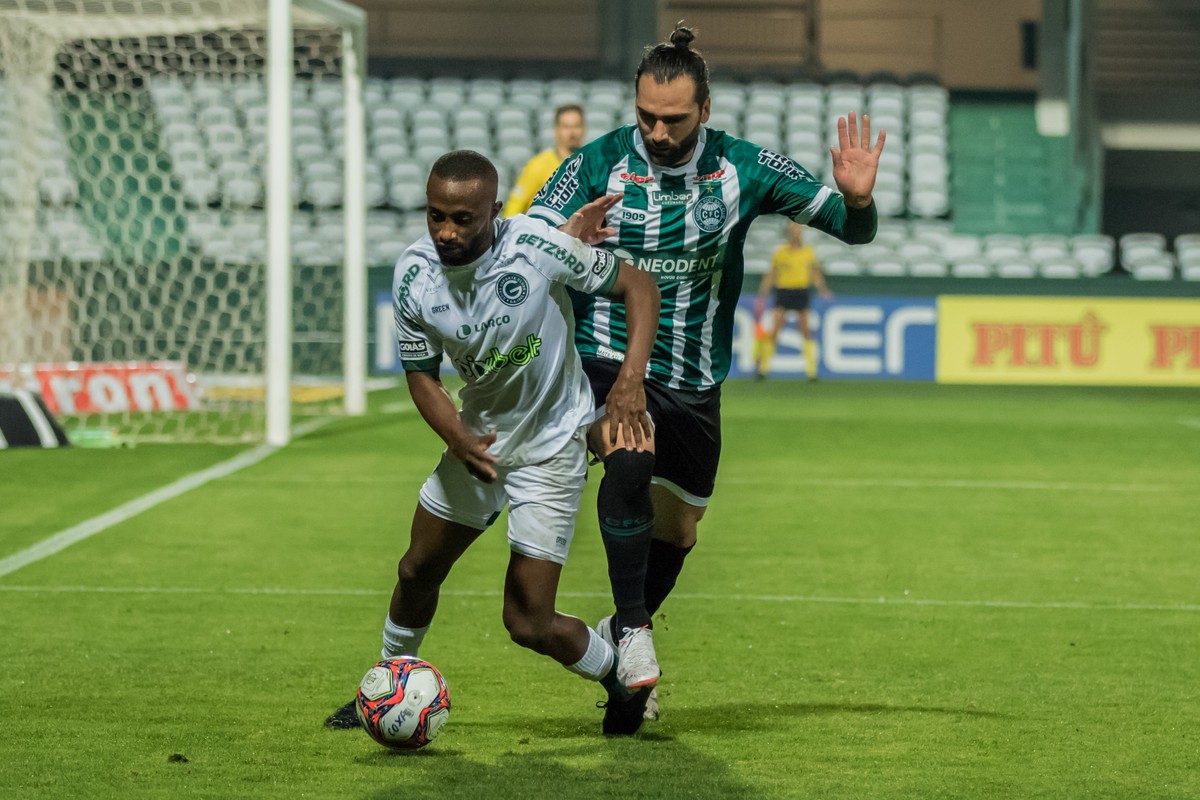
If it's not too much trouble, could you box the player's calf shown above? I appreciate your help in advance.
[597,449,656,632]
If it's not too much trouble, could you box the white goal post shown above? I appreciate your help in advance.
[0,0,367,445]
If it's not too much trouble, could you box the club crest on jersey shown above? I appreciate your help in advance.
[692,195,727,233]
[496,273,530,306]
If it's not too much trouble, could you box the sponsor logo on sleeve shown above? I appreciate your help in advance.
[515,232,588,274]
[394,263,421,305]
[757,149,808,182]
[692,195,728,232]
[496,273,530,306]
[398,339,431,359]
[534,154,583,211]
[592,249,616,278]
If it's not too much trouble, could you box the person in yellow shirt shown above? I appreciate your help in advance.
[754,222,831,380]
[503,104,586,217]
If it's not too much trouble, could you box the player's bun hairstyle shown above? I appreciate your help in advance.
[636,22,710,106]
[430,150,498,190]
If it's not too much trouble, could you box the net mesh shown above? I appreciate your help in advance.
[0,1,351,442]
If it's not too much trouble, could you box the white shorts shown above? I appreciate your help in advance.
[417,426,588,565]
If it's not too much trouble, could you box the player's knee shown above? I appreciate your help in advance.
[396,552,442,590]
[502,611,552,654]
[600,449,655,495]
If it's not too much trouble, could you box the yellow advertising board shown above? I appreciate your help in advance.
[937,296,1200,386]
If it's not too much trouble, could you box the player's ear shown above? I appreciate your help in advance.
[699,96,711,124]
[491,200,503,219]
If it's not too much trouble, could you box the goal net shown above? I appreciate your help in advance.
[0,0,366,443]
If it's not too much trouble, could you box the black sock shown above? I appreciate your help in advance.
[644,538,695,616]
[597,449,655,632]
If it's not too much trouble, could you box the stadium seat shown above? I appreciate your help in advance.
[995,260,1036,279]
[942,235,982,260]
[871,226,906,249]
[1120,232,1167,249]
[389,78,426,106]
[898,240,938,261]
[390,178,425,211]
[1174,233,1200,256]
[1130,255,1175,280]
[866,257,906,277]
[1039,261,1082,279]
[873,189,905,217]
[950,259,992,278]
[465,79,506,110]
[909,188,949,218]
[427,78,466,108]
[822,255,862,276]
[507,80,545,110]
[1070,234,1115,276]
[710,81,747,113]
[1180,256,1200,281]
[907,256,949,277]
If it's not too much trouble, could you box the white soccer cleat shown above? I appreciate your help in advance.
[616,625,660,690]
[643,686,659,721]
[596,614,617,651]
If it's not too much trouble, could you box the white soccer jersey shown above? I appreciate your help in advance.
[393,214,619,466]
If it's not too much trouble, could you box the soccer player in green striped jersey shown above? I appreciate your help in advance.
[528,24,886,730]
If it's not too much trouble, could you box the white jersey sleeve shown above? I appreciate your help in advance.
[508,215,619,296]
[392,252,442,374]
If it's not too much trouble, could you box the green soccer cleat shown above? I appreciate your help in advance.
[599,686,652,736]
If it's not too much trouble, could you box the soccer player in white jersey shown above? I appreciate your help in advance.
[528,25,885,724]
[324,151,660,736]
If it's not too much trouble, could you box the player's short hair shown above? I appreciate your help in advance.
[554,103,584,123]
[636,22,710,106]
[429,150,498,192]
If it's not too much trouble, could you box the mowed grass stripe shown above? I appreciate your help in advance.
[2,584,1198,613]
[2,383,1198,800]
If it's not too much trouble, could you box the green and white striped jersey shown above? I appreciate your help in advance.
[529,125,875,391]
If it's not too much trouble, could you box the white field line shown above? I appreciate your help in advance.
[722,477,1188,493]
[0,584,1196,613]
[224,475,1192,492]
[1180,417,1200,430]
[0,417,330,579]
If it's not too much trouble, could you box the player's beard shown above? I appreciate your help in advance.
[644,124,702,168]
[435,232,488,266]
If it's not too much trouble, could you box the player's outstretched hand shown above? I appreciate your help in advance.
[560,193,623,245]
[452,430,499,483]
[830,112,885,209]
[604,373,652,452]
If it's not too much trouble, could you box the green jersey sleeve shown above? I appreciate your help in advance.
[737,140,876,244]
[527,129,626,227]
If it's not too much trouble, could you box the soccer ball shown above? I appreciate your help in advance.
[355,657,451,750]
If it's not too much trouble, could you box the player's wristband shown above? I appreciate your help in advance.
[843,200,878,244]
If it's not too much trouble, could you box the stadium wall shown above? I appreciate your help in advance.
[344,0,1043,90]
[368,276,1200,386]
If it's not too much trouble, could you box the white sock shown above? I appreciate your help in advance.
[564,626,616,682]
[381,616,428,660]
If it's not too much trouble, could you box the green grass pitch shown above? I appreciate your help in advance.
[2,381,1198,799]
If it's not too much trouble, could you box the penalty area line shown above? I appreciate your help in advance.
[0,584,1196,613]
[0,418,330,579]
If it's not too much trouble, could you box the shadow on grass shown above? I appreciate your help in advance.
[351,699,1005,799]
[357,737,751,800]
